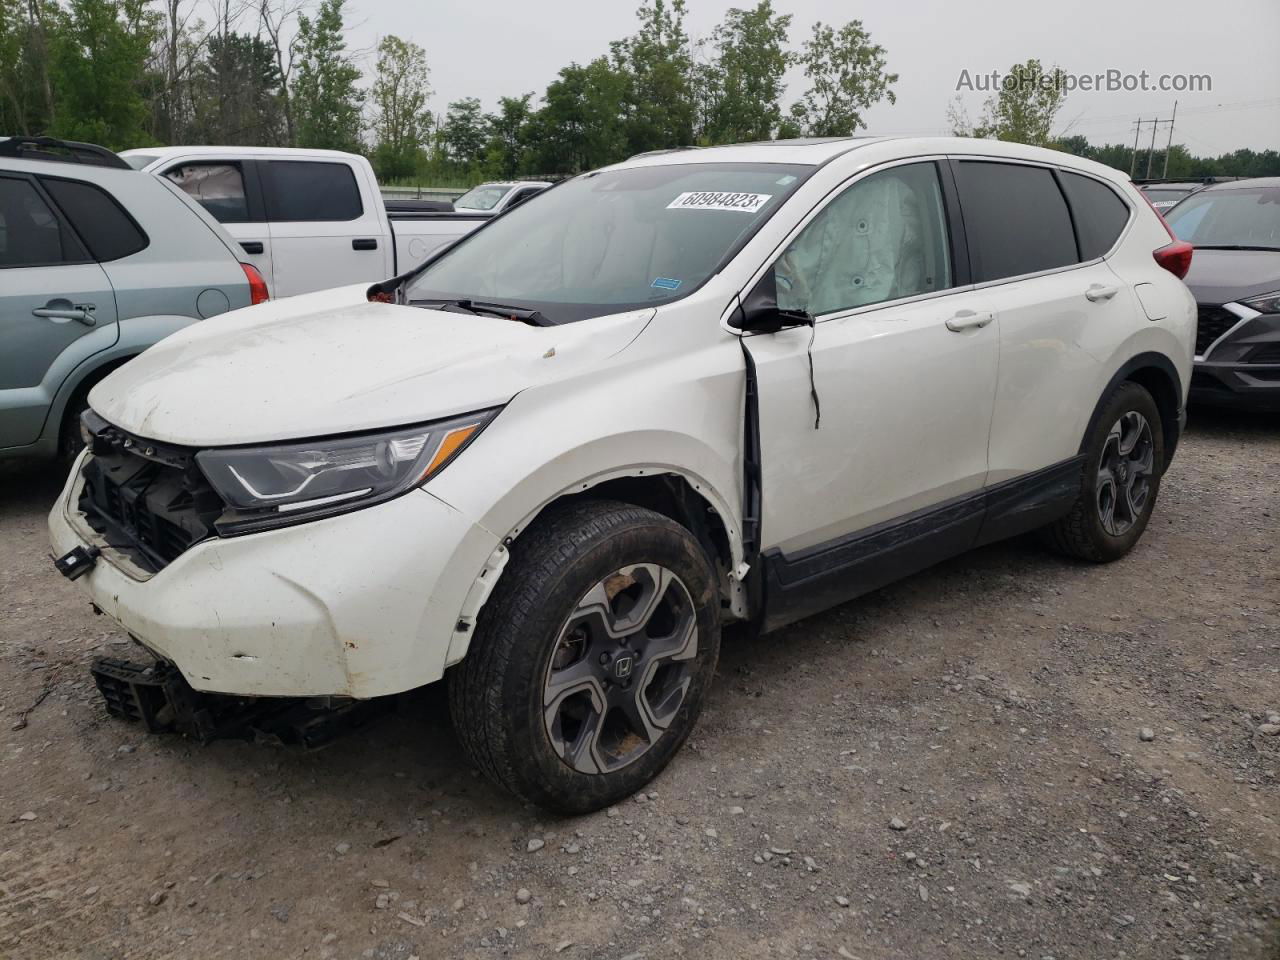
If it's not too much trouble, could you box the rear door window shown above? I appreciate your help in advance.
[0,176,88,266]
[1060,172,1130,260]
[953,161,1078,282]
[164,162,252,223]
[40,177,148,262]
[261,161,363,222]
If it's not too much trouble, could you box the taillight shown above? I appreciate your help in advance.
[1138,188,1193,279]
[240,262,269,304]
[1153,241,1193,279]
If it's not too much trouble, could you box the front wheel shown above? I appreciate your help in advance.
[449,500,721,814]
[1042,381,1165,563]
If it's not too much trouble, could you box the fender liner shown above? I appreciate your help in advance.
[1079,352,1185,466]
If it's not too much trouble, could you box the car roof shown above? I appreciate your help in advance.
[608,136,1129,184]
[1200,177,1280,191]
[120,145,363,161]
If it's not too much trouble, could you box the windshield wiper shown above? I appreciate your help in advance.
[1193,244,1280,252]
[421,298,553,326]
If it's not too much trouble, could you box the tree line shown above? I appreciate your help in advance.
[949,59,1280,178]
[2,3,1274,184]
[0,0,898,182]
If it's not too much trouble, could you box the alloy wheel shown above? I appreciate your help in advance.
[543,563,698,774]
[1096,410,1155,537]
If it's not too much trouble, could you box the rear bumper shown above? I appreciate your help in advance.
[49,453,501,698]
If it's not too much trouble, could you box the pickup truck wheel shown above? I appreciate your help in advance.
[449,500,720,814]
[1041,381,1164,563]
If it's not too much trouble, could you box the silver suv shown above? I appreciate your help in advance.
[1,137,264,461]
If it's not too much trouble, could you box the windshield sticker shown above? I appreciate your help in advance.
[667,191,773,213]
[776,174,797,186]
[651,277,682,290]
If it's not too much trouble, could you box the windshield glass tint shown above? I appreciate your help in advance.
[454,185,510,210]
[1165,186,1280,248]
[407,162,808,321]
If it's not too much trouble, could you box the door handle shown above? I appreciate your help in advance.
[33,299,96,326]
[1085,284,1119,302]
[945,309,994,332]
[240,241,264,254]
[352,238,378,251]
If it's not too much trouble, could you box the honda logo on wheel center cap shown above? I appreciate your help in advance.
[613,656,634,679]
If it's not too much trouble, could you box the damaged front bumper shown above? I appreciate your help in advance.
[49,451,501,700]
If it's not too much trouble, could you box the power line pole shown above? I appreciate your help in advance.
[1162,100,1178,178]
[1130,118,1143,178]
[1145,116,1160,178]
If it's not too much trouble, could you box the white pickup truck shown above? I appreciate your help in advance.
[121,146,492,298]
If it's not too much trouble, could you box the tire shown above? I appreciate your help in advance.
[56,390,91,465]
[449,499,721,814]
[1042,381,1165,563]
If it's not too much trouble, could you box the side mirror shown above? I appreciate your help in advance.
[729,268,813,334]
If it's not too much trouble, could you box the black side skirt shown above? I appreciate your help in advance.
[760,456,1084,632]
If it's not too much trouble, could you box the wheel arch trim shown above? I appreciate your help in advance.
[444,465,745,667]
[1080,352,1184,465]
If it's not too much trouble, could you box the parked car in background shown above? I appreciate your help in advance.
[1137,177,1243,213]
[1,136,263,462]
[121,147,495,298]
[452,180,552,214]
[51,137,1194,812]
[1164,177,1280,410]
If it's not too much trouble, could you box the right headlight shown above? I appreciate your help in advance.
[196,409,497,534]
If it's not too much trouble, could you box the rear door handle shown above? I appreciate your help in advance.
[352,238,378,251]
[1085,284,1119,302]
[33,299,96,326]
[945,309,994,332]
[240,241,264,254]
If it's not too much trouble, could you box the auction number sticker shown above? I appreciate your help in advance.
[667,191,773,213]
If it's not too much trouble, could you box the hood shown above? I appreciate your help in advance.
[90,284,653,446]
[1182,248,1280,306]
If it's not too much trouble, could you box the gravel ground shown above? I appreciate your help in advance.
[1,410,1277,960]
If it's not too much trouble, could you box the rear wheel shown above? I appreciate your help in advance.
[449,500,720,814]
[1042,381,1164,562]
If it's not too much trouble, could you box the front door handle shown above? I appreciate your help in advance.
[352,238,378,251]
[1085,284,1119,302]
[33,299,96,326]
[945,309,994,332]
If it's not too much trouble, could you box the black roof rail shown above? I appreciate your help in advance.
[1133,176,1244,185]
[0,136,131,170]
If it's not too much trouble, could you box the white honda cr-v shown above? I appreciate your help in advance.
[50,137,1195,812]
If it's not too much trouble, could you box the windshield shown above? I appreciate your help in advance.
[1143,187,1193,209]
[406,162,810,323]
[454,184,511,211]
[1165,184,1280,249]
[123,153,159,170]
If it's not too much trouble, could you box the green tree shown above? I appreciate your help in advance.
[440,97,488,170]
[0,0,60,135]
[524,58,629,174]
[789,19,897,137]
[484,93,533,178]
[953,59,1066,147]
[292,0,363,151]
[370,34,432,180]
[702,1,792,143]
[49,0,159,148]
[189,33,286,145]
[610,0,696,154]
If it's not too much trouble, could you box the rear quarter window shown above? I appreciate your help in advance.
[1060,172,1130,260]
[954,161,1078,282]
[261,160,363,222]
[40,176,148,262]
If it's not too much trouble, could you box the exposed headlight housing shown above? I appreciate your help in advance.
[1241,290,1280,314]
[196,410,497,534]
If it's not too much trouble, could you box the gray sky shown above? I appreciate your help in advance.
[344,0,1280,156]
